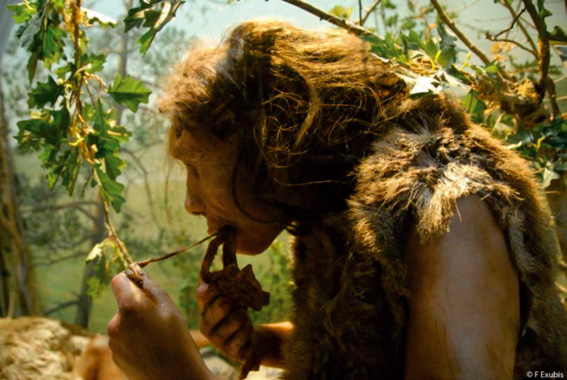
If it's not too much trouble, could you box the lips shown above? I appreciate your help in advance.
[207,220,235,236]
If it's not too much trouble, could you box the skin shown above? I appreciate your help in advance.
[108,129,520,379]
[404,196,519,379]
[172,129,286,254]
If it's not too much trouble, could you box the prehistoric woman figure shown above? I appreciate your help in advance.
[107,20,567,379]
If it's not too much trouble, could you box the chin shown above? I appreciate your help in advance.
[235,233,275,255]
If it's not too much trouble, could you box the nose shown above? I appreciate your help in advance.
[184,190,205,216]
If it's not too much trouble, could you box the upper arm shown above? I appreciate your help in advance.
[403,195,520,380]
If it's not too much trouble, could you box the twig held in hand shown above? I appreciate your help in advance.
[135,233,217,268]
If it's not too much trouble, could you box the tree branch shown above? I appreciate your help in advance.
[500,1,538,54]
[33,251,86,268]
[360,0,382,26]
[494,8,526,38]
[281,0,383,39]
[43,299,79,316]
[485,34,537,57]
[22,201,99,223]
[429,0,491,65]
[521,0,551,99]
[546,79,561,119]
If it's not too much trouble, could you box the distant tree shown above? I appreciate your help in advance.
[0,0,40,317]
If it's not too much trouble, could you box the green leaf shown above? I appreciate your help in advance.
[109,126,132,143]
[61,148,82,195]
[85,238,115,298]
[328,5,353,19]
[27,52,39,82]
[537,0,552,19]
[82,53,107,73]
[7,3,37,23]
[95,166,126,212]
[549,26,567,45]
[27,76,63,108]
[82,8,117,28]
[436,26,458,68]
[42,25,66,66]
[484,62,501,74]
[107,74,152,112]
[92,99,111,133]
[16,13,41,49]
[138,29,157,54]
[124,0,184,52]
[363,33,406,64]
[462,90,487,123]
[105,153,124,180]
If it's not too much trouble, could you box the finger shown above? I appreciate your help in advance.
[127,265,170,301]
[212,309,250,344]
[196,281,220,312]
[107,313,121,339]
[110,272,151,311]
[200,296,238,334]
[225,323,254,362]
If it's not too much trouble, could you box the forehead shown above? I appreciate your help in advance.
[172,128,235,165]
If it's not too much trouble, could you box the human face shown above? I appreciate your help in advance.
[173,129,285,254]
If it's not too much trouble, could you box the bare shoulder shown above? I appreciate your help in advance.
[405,195,514,282]
[404,195,520,379]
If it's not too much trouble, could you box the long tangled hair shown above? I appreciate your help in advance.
[158,19,408,221]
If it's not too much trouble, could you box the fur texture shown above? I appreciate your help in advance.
[281,95,567,379]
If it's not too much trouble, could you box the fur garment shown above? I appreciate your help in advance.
[280,95,567,379]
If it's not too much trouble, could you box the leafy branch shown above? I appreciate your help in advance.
[6,0,180,297]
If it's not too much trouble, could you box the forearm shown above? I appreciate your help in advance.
[254,321,293,368]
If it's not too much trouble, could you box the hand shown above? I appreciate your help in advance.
[108,266,213,380]
[196,281,255,363]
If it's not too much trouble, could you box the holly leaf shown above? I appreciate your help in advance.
[108,74,152,112]
[409,76,441,97]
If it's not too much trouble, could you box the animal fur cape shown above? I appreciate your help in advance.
[280,95,567,379]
